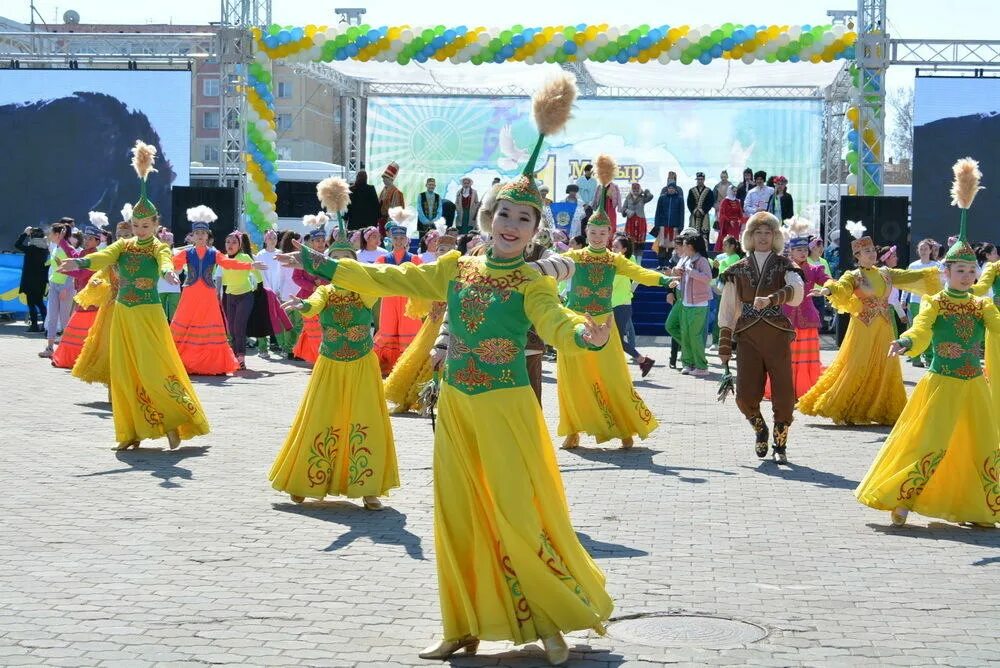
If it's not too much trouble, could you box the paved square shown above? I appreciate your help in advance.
[1,325,998,667]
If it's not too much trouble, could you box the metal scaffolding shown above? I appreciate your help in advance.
[856,0,889,197]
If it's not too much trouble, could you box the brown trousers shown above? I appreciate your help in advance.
[735,323,795,424]
[527,353,543,405]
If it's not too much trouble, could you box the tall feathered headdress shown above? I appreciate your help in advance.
[130,140,159,220]
[317,177,352,252]
[845,219,874,255]
[587,154,618,228]
[783,216,815,249]
[187,205,218,232]
[945,157,984,263]
[85,211,108,238]
[496,73,577,212]
[388,206,418,238]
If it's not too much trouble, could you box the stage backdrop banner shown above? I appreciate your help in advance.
[0,254,28,315]
[365,96,823,223]
[0,70,191,248]
[912,76,1000,248]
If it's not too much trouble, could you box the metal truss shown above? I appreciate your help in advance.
[857,0,889,196]
[823,63,854,240]
[362,80,825,99]
[0,31,214,65]
[891,39,1000,66]
[288,61,361,95]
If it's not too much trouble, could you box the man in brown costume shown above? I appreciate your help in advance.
[717,212,804,463]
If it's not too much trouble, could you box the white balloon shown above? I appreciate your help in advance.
[551,33,565,46]
[267,212,279,224]
[254,50,269,64]
[741,53,755,64]
[787,26,801,40]
[832,24,846,38]
[686,30,700,42]
[620,24,631,33]
[822,31,836,46]
[698,24,711,36]
[846,173,858,189]
[657,52,671,64]
[264,129,277,142]
[677,37,690,49]
[595,34,608,46]
[391,39,403,50]
[401,29,414,41]
[606,27,619,40]
[777,34,790,47]
[668,46,682,59]
[478,32,490,46]
[313,34,327,46]
[325,28,338,40]
[256,119,269,131]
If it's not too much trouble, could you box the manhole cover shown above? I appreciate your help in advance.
[608,614,768,649]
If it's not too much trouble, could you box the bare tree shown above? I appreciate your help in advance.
[888,86,914,162]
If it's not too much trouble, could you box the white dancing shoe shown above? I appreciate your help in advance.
[362,496,384,511]
[890,507,909,526]
[418,635,479,660]
[541,633,569,665]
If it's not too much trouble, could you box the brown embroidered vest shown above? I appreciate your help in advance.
[723,253,802,334]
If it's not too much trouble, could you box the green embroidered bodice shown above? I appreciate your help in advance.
[315,289,374,362]
[565,247,619,315]
[78,237,167,307]
[925,290,986,380]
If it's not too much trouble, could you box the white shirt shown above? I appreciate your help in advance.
[278,265,299,301]
[905,260,943,303]
[419,250,437,264]
[718,251,804,331]
[157,276,180,294]
[575,175,598,207]
[254,248,282,293]
[743,185,774,216]
[358,247,389,263]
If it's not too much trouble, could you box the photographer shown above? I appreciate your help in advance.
[38,219,76,357]
[14,226,50,332]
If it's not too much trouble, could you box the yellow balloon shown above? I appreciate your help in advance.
[388,27,401,39]
[667,28,680,41]
[731,46,743,58]
[534,34,546,46]
[305,25,316,37]
[863,127,876,144]
[638,53,650,64]
[846,107,860,126]
[251,27,262,40]
[848,185,858,196]
[845,32,858,46]
[810,54,823,63]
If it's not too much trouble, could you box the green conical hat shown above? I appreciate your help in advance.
[329,213,354,253]
[587,185,612,228]
[130,140,159,220]
[496,74,577,213]
[945,158,983,264]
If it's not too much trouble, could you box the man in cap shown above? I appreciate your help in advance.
[377,162,405,236]
[687,171,716,243]
[416,177,443,234]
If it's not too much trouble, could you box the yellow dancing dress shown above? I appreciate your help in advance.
[856,290,1000,524]
[382,298,445,414]
[301,248,613,644]
[71,266,118,386]
[77,238,210,444]
[972,260,1000,409]
[269,285,399,500]
[557,247,666,442]
[797,266,940,425]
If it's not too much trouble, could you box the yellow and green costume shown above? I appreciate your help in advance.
[797,266,940,425]
[558,246,665,442]
[269,284,399,500]
[972,260,1000,402]
[382,298,445,414]
[71,266,118,386]
[856,287,1000,524]
[77,237,210,444]
[300,247,613,644]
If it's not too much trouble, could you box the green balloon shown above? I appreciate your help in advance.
[629,29,641,40]
[346,27,360,40]
[397,53,410,64]
[723,22,734,32]
[511,24,523,33]
[865,182,880,196]
[680,54,693,65]
[699,36,712,49]
[801,33,815,47]
[846,150,859,166]
[471,55,482,65]
[500,30,513,42]
[766,54,777,63]
[711,29,724,41]
[787,41,801,53]
[563,27,576,39]
[639,24,650,33]
[776,47,789,61]
[268,24,280,35]
[435,25,446,34]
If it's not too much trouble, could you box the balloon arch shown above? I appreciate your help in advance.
[241,22,866,236]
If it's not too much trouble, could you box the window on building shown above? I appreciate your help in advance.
[203,78,220,97]
[276,113,293,131]
[277,146,293,160]
[277,81,292,99]
[203,144,220,163]
[203,110,220,130]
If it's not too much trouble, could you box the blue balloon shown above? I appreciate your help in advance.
[616,51,629,64]
[432,36,446,49]
[745,25,757,38]
[501,45,515,58]
[647,30,661,42]
[335,48,347,60]
[367,29,380,42]
[379,26,388,36]
[278,30,291,44]
[628,44,640,57]
[264,35,278,49]
[577,23,587,32]
[356,36,369,48]
[563,41,578,54]
[721,38,734,50]
[444,30,456,42]
[638,36,651,50]
[699,52,712,65]
[733,30,746,42]
[802,24,811,32]
[455,25,467,36]
[710,44,723,57]
[345,43,359,56]
[844,46,855,59]
[512,34,525,48]
[847,130,859,145]
[493,53,505,63]
[415,53,428,63]
[291,27,304,41]
[790,54,800,63]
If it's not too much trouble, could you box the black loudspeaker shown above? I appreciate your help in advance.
[276,181,319,219]
[170,186,238,251]
[838,196,911,270]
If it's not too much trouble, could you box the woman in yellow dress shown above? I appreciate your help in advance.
[280,75,613,666]
[558,154,668,450]
[60,141,209,450]
[381,233,457,414]
[857,158,1000,526]
[72,217,133,387]
[799,223,940,425]
[269,179,398,510]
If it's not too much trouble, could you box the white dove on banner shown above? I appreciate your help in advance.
[497,124,529,171]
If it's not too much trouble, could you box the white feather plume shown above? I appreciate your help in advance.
[88,211,109,229]
[845,219,867,240]
[121,203,134,222]
[186,205,218,223]
[302,214,318,228]
[315,211,330,228]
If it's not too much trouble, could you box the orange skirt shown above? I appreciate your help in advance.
[51,307,98,369]
[764,328,823,400]
[293,316,322,365]
[373,295,423,376]
[170,282,239,376]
